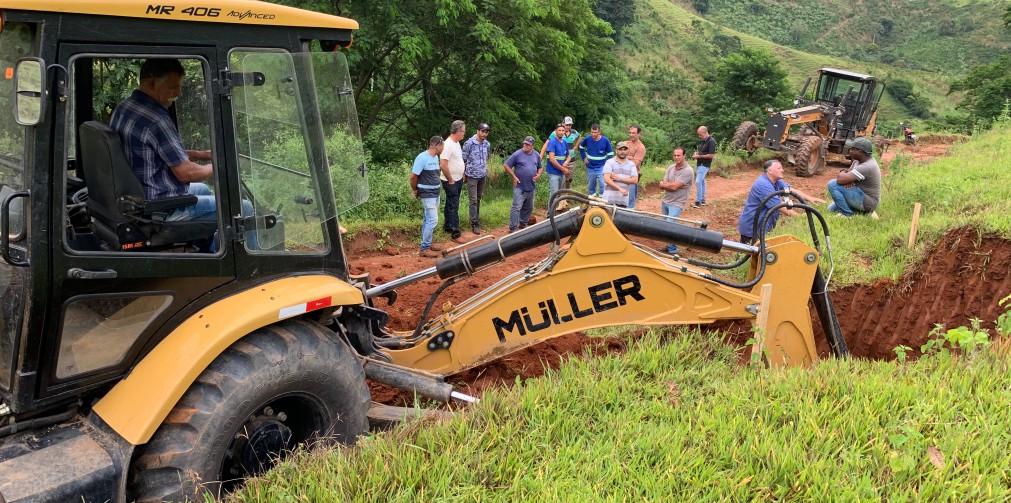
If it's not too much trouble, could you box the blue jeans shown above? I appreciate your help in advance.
[586,168,604,197]
[442,179,462,237]
[509,187,535,230]
[420,196,439,251]
[628,183,638,209]
[695,165,709,204]
[166,182,216,221]
[166,183,256,251]
[662,202,684,254]
[548,173,564,202]
[826,179,866,216]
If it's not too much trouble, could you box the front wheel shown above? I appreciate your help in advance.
[793,135,825,177]
[129,319,370,502]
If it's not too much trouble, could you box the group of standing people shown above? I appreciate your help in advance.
[410,116,882,258]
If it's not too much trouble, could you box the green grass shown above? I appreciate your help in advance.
[233,327,1011,501]
[773,115,1011,285]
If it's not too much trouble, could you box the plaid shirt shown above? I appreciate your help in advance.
[110,90,189,199]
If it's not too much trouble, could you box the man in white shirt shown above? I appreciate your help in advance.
[602,141,639,207]
[440,120,466,242]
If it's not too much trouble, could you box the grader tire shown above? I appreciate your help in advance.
[129,319,370,502]
[794,135,825,177]
[732,121,760,154]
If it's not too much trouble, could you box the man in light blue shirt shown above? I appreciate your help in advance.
[578,124,614,197]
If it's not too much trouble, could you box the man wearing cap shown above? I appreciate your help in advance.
[540,116,580,192]
[462,123,491,234]
[544,124,572,202]
[827,137,881,218]
[737,160,825,245]
[411,136,454,258]
[504,136,543,232]
[658,147,694,254]
[440,120,467,243]
[602,141,638,208]
[577,124,615,198]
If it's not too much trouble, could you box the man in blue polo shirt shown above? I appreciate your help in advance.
[544,124,571,202]
[578,123,614,197]
[737,160,824,245]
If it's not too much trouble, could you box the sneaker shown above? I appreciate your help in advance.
[518,223,527,230]
[420,249,440,258]
[692,201,702,208]
[452,236,467,244]
[699,201,707,206]
[429,244,445,252]
[869,211,880,220]
[508,228,517,233]
[831,212,851,218]
[472,225,481,235]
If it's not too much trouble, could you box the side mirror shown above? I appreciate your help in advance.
[13,58,45,126]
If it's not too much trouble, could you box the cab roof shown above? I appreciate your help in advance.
[0,0,358,30]
[820,68,875,81]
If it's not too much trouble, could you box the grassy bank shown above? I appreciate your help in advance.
[234,328,1011,501]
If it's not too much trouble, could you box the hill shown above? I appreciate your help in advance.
[679,0,1011,75]
[617,0,967,128]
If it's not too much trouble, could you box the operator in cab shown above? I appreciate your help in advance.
[110,58,216,222]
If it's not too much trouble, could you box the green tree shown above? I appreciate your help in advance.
[593,0,635,39]
[276,0,617,162]
[886,77,932,119]
[949,55,1011,123]
[698,47,791,141]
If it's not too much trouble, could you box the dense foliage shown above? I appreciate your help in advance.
[949,55,1011,125]
[698,47,792,142]
[884,76,932,119]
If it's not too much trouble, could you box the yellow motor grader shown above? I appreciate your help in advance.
[0,2,846,501]
[732,68,885,176]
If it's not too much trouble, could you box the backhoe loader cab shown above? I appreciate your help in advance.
[732,67,884,177]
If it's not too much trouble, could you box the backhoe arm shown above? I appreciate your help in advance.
[381,207,823,375]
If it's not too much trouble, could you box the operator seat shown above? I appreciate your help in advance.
[77,120,218,250]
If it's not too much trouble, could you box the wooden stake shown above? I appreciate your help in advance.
[908,202,922,248]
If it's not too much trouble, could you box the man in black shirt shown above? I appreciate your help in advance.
[692,126,717,207]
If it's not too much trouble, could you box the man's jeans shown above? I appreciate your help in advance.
[166,182,256,251]
[695,165,709,204]
[509,187,535,230]
[826,179,867,216]
[420,196,440,251]
[586,168,604,197]
[466,176,486,227]
[548,173,564,202]
[662,202,684,254]
[442,179,462,237]
[628,183,639,209]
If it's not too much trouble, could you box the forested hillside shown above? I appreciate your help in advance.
[680,0,1011,74]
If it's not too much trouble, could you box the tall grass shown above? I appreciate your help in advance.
[233,327,1011,501]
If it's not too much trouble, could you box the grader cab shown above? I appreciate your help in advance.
[733,68,885,176]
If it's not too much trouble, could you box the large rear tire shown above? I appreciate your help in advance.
[732,121,760,154]
[793,135,825,177]
[129,319,370,502]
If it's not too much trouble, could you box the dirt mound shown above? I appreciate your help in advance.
[824,227,1011,360]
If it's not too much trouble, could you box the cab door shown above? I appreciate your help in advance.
[41,44,236,400]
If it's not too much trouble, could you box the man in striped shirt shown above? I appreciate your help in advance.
[410,136,454,257]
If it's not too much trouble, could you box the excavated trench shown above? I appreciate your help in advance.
[370,227,1011,405]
